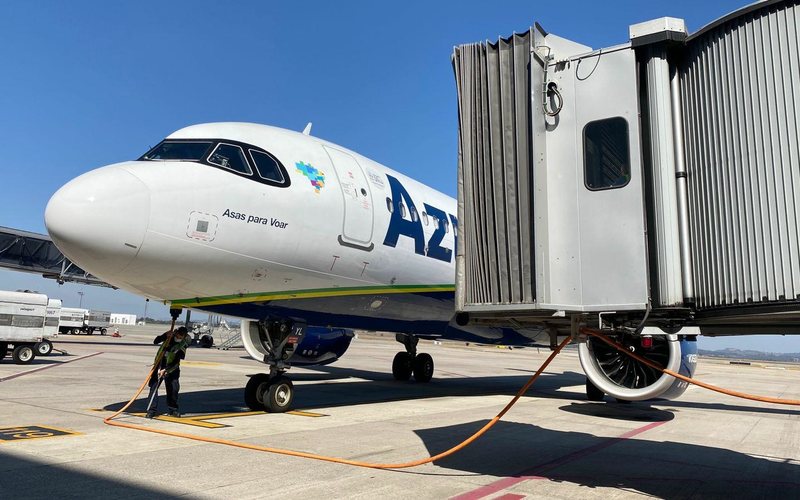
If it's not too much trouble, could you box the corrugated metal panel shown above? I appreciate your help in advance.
[681,0,800,308]
[453,32,534,308]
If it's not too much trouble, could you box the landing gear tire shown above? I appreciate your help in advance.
[0,342,7,360]
[413,352,434,383]
[36,340,53,356]
[260,376,294,413]
[586,377,605,402]
[392,352,413,381]
[12,345,35,365]
[244,374,270,410]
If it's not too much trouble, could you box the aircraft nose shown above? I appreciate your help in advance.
[45,166,150,278]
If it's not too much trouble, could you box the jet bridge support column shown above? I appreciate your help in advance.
[631,18,694,307]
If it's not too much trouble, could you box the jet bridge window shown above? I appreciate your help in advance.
[141,141,213,161]
[208,143,252,175]
[583,117,630,191]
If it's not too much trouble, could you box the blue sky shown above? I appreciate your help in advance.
[2,0,794,351]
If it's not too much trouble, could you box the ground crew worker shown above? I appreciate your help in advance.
[146,326,190,418]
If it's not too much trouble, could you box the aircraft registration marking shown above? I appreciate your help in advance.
[0,425,80,442]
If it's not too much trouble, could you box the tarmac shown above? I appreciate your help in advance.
[1,324,799,499]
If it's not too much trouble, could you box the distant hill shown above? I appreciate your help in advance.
[700,348,800,363]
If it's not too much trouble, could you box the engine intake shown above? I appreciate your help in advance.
[578,332,697,401]
[241,320,353,367]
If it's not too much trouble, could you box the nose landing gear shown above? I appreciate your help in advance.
[243,318,302,413]
[392,334,435,383]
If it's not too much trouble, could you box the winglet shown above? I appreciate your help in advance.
[302,122,313,135]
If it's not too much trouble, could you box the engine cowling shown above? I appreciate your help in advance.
[241,320,354,367]
[578,333,697,401]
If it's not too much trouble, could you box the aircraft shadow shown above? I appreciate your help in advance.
[104,370,588,414]
[0,449,181,499]
[414,420,800,498]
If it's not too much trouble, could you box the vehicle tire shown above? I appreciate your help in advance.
[200,335,213,348]
[0,342,7,360]
[392,352,413,381]
[412,352,434,383]
[586,377,605,402]
[12,345,35,365]
[101,328,107,335]
[244,373,270,410]
[261,376,294,413]
[36,340,53,356]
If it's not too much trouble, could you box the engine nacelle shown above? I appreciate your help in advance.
[578,333,697,401]
[241,320,354,367]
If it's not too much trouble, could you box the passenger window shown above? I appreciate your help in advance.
[410,206,418,222]
[399,201,407,218]
[444,219,449,233]
[386,197,393,213]
[208,143,252,175]
[422,212,428,225]
[249,150,284,182]
[584,117,630,190]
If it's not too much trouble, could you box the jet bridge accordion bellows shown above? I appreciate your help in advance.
[452,31,535,309]
[680,0,800,309]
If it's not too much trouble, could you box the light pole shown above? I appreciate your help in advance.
[143,298,149,325]
[77,291,85,308]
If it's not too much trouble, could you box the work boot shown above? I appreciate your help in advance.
[168,408,181,418]
[145,410,156,419]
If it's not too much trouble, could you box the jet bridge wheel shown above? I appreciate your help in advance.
[585,377,605,401]
[35,340,53,356]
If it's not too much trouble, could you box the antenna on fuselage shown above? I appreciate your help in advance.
[302,122,313,135]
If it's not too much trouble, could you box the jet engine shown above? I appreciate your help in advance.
[578,332,697,401]
[241,320,354,367]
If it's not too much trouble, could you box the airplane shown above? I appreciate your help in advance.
[44,122,690,412]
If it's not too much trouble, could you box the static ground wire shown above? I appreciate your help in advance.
[104,331,572,469]
[104,324,800,470]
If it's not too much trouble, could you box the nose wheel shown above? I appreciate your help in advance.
[244,373,295,413]
[392,334,434,383]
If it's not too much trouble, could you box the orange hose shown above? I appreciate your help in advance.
[580,327,800,406]
[104,335,573,469]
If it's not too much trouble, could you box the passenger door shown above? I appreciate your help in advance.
[324,146,375,251]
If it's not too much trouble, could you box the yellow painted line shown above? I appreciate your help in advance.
[127,412,225,428]
[187,411,266,420]
[287,410,328,418]
[181,361,222,367]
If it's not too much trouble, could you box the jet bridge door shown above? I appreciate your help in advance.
[324,146,375,251]
[538,45,649,311]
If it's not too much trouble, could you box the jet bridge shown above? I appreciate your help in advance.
[0,226,112,288]
[454,0,800,336]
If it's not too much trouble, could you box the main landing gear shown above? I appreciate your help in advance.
[244,318,299,413]
[392,334,434,383]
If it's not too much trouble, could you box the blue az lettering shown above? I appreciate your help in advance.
[383,175,457,263]
[423,204,451,262]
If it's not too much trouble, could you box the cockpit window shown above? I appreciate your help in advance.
[249,149,284,182]
[142,141,213,161]
[139,137,290,188]
[208,143,252,175]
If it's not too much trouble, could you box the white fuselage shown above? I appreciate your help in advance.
[45,123,459,321]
